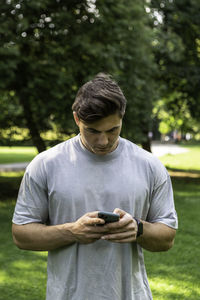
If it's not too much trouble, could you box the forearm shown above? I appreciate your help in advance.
[137,221,176,252]
[12,212,107,251]
[12,222,76,251]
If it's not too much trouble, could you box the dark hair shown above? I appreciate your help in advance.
[72,73,126,122]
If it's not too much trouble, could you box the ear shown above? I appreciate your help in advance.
[73,111,80,127]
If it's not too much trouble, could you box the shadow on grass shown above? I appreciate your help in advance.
[0,201,47,300]
[145,172,200,300]
[0,172,23,200]
[0,172,47,299]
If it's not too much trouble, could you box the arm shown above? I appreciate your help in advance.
[12,222,76,251]
[101,208,176,252]
[12,212,108,251]
[137,220,176,252]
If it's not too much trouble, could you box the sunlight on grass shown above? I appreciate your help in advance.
[160,145,200,171]
[0,147,37,154]
[0,171,24,177]
[0,146,37,164]
[149,277,200,299]
[0,271,8,283]
[34,251,48,257]
[12,260,35,269]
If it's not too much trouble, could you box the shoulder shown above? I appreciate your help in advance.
[26,135,79,176]
[121,138,168,185]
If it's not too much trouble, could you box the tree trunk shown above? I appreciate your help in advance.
[142,137,152,153]
[19,94,46,153]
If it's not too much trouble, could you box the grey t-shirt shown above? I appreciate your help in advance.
[13,135,178,300]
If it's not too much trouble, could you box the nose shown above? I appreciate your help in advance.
[97,133,108,147]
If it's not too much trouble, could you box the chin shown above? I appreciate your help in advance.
[95,151,109,155]
[93,148,112,155]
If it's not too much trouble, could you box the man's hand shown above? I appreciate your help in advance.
[100,208,138,243]
[99,208,176,251]
[70,211,109,244]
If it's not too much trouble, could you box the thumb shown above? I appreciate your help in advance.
[113,208,126,218]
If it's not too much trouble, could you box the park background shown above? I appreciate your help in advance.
[0,0,200,299]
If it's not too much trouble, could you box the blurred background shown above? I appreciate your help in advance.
[0,1,200,299]
[0,0,200,153]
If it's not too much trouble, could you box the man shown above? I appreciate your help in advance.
[12,73,178,300]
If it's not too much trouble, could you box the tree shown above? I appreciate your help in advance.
[149,0,200,136]
[0,0,157,152]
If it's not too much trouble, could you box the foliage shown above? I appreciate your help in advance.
[152,94,200,137]
[0,0,157,151]
[148,0,200,135]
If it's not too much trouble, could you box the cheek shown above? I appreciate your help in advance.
[110,130,120,141]
[83,132,95,145]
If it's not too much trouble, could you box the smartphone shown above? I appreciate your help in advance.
[98,211,120,224]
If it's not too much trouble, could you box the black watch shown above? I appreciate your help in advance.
[134,218,143,237]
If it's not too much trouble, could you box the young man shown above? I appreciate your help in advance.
[12,73,178,300]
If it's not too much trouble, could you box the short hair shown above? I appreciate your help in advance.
[72,73,127,122]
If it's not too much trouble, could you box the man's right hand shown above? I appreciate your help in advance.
[69,211,108,244]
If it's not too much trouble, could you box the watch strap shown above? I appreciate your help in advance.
[133,217,143,237]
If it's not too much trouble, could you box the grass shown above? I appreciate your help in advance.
[144,176,200,299]
[0,147,37,164]
[0,172,47,300]
[0,143,200,299]
[159,144,200,172]
[0,200,47,300]
[1,173,200,299]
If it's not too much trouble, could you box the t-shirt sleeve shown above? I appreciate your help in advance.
[12,157,49,225]
[146,163,178,229]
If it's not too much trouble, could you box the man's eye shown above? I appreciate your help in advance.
[108,128,117,133]
[87,129,99,134]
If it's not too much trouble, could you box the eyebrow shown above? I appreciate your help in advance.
[86,126,120,133]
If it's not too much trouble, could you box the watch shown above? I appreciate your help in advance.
[134,218,143,237]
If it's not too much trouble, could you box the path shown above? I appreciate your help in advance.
[151,142,189,157]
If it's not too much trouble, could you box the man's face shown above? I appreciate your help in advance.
[73,112,122,155]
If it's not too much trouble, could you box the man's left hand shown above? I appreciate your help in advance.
[101,208,138,243]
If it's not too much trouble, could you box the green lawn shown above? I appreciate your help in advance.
[0,143,200,299]
[0,201,47,300]
[144,176,200,299]
[0,147,37,164]
[159,144,200,172]
[0,174,200,299]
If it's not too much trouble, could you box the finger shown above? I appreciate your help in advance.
[101,230,136,241]
[86,211,99,218]
[113,208,126,217]
[105,237,135,243]
[86,217,105,226]
[105,215,133,229]
[105,225,133,234]
[86,233,105,239]
[80,234,102,244]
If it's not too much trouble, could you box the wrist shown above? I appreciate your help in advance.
[133,218,143,237]
[59,222,78,244]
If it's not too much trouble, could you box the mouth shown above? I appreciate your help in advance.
[95,147,109,151]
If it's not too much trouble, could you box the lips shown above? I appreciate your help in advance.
[95,147,109,151]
